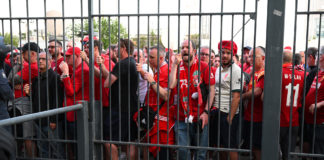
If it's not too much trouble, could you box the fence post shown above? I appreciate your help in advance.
[77,101,89,160]
[262,0,286,160]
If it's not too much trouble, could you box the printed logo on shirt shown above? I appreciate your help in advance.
[210,72,214,79]
[180,79,188,88]
[193,71,199,76]
[183,96,188,102]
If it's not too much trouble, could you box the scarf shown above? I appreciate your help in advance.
[178,59,203,122]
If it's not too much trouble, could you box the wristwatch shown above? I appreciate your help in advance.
[61,74,69,79]
[150,81,157,86]
[203,109,209,115]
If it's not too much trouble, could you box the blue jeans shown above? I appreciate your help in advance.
[174,121,208,160]
[36,123,64,159]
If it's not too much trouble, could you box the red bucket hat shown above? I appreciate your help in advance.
[218,40,238,56]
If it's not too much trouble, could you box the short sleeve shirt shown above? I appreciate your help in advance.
[244,69,264,122]
[280,64,304,127]
[214,63,244,114]
[110,57,139,113]
[305,70,324,124]
[94,54,115,107]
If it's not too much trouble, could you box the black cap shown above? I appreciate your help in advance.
[0,44,11,56]
[0,44,11,69]
[22,42,40,53]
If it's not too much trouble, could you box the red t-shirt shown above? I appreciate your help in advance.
[244,69,264,122]
[51,57,64,75]
[145,62,174,129]
[280,63,305,127]
[62,62,90,122]
[243,63,251,73]
[177,61,216,122]
[94,54,115,107]
[305,70,324,124]
[15,62,38,98]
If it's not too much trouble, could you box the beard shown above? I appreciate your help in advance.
[182,54,193,63]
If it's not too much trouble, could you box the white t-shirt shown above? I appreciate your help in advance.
[214,63,244,114]
[138,63,153,103]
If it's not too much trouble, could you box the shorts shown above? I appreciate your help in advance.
[14,97,35,138]
[105,108,137,142]
[243,120,262,149]
[210,109,239,148]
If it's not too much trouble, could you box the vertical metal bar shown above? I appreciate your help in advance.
[97,0,104,159]
[228,14,234,152]
[238,1,247,157]
[156,0,161,158]
[117,0,122,156]
[187,14,191,158]
[208,14,212,150]
[8,0,18,158]
[166,14,170,160]
[176,0,181,159]
[1,20,4,36]
[217,1,224,159]
[107,16,113,160]
[60,1,67,157]
[287,0,299,158]
[197,0,202,148]
[26,0,36,157]
[300,0,311,153]
[146,15,150,159]
[311,13,322,155]
[88,0,95,159]
[136,1,141,159]
[77,101,89,160]
[249,1,259,159]
[36,17,45,158]
[127,15,131,160]
[261,0,286,159]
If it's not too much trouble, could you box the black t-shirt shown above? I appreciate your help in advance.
[111,57,138,113]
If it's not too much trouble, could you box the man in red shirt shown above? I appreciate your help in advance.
[169,40,215,160]
[304,46,324,156]
[279,50,304,160]
[48,39,64,75]
[10,42,39,158]
[242,47,265,160]
[136,46,174,159]
[59,47,89,159]
[242,46,251,72]
[79,40,115,159]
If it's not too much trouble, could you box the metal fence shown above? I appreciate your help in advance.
[0,0,324,160]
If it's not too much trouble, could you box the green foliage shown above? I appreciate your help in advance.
[69,18,128,49]
[131,30,164,49]
[0,33,19,47]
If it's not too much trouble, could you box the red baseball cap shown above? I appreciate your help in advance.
[218,40,238,56]
[284,46,292,50]
[81,36,98,43]
[66,47,81,56]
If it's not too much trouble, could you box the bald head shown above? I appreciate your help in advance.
[283,50,293,63]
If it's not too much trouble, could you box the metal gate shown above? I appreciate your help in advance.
[0,0,324,159]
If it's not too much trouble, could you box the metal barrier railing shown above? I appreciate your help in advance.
[0,101,89,160]
[1,0,324,160]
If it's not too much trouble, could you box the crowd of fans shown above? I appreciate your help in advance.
[0,36,323,160]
